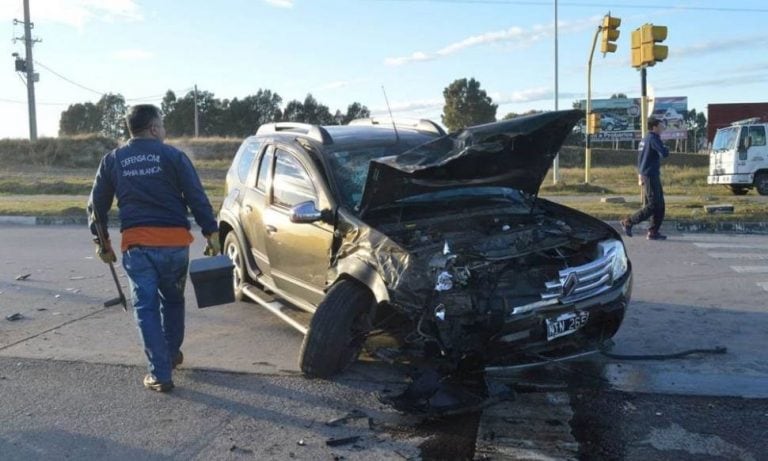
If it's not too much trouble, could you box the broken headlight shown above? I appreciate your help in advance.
[599,239,628,281]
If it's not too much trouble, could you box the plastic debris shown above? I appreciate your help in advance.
[5,313,23,321]
[326,409,367,427]
[326,436,361,447]
[296,439,306,446]
[15,273,31,281]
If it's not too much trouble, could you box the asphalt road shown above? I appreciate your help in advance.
[1,224,767,460]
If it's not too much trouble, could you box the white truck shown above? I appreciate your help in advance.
[708,118,768,195]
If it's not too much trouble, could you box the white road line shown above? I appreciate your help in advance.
[707,253,768,260]
[678,234,764,242]
[731,266,768,274]
[695,242,768,250]
[757,282,768,292]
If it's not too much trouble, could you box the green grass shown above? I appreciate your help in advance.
[0,160,765,222]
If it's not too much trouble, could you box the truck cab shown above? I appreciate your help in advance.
[707,118,768,195]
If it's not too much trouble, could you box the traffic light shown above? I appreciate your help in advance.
[640,24,668,66]
[588,112,600,133]
[631,29,642,68]
[600,15,621,54]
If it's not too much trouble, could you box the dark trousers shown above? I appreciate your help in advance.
[629,175,665,233]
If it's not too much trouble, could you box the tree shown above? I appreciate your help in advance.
[223,89,283,136]
[610,93,628,99]
[503,109,543,120]
[162,88,226,137]
[58,93,127,138]
[341,102,370,124]
[281,94,335,125]
[441,78,497,132]
[59,102,101,136]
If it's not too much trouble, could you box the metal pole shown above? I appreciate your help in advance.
[585,26,601,184]
[193,84,199,137]
[552,0,560,184]
[640,67,648,138]
[23,0,37,141]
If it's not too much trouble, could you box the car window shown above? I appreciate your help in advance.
[749,126,766,147]
[237,140,262,183]
[272,149,316,209]
[256,146,273,192]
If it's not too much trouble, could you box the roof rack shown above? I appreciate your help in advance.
[348,118,446,136]
[730,117,762,126]
[256,122,333,145]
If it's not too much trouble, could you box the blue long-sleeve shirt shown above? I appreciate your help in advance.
[637,131,670,177]
[87,138,218,241]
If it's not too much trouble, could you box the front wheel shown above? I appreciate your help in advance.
[755,173,768,196]
[299,280,375,378]
[224,232,246,302]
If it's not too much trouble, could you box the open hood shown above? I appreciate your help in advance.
[359,110,581,215]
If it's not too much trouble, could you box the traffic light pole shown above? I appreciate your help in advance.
[640,67,648,138]
[584,26,601,184]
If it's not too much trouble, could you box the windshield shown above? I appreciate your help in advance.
[712,127,740,152]
[326,141,428,209]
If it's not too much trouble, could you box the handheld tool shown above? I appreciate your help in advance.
[93,213,128,312]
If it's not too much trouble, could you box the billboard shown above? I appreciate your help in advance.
[580,96,688,141]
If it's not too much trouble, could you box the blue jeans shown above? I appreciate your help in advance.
[122,246,189,382]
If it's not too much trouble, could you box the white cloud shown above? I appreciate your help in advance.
[264,0,294,8]
[385,15,602,67]
[0,0,142,28]
[384,51,433,67]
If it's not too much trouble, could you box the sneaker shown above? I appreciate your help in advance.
[143,374,174,392]
[620,219,633,237]
[172,351,184,369]
[647,232,667,241]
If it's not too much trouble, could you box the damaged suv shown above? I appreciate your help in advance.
[217,111,632,377]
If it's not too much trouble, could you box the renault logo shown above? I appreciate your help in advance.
[562,272,579,298]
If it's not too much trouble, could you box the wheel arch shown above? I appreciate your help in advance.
[329,259,390,305]
[218,211,260,280]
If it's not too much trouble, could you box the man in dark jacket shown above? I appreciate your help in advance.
[88,104,220,392]
[621,117,670,240]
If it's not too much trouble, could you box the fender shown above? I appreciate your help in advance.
[218,208,261,281]
[331,257,390,305]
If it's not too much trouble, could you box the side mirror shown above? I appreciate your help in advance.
[290,201,323,224]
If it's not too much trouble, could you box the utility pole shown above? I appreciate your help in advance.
[14,0,41,141]
[552,0,560,184]
[193,84,199,137]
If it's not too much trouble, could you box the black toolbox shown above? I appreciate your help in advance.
[189,255,235,308]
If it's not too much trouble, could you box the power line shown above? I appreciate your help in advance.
[32,60,192,102]
[366,0,768,13]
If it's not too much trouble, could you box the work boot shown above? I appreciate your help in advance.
[619,218,633,237]
[172,351,184,369]
[143,374,174,392]
[647,231,667,241]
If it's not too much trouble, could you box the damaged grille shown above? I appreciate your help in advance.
[541,246,617,304]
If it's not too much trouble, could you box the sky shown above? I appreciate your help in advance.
[1,0,767,139]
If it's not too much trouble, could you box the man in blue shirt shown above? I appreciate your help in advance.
[88,104,220,392]
[621,118,670,240]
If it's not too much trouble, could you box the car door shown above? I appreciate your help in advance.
[240,144,275,283]
[263,147,334,307]
[747,125,768,171]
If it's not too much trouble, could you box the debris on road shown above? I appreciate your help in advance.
[15,273,31,281]
[296,439,306,446]
[5,313,23,321]
[228,445,253,455]
[326,409,367,427]
[325,435,361,447]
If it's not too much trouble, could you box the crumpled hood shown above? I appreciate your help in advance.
[360,110,581,215]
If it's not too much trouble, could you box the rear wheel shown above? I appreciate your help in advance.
[299,280,375,378]
[755,173,768,196]
[729,186,749,196]
[224,232,246,302]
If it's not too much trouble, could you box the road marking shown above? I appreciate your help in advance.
[694,242,768,250]
[731,266,768,274]
[678,234,764,241]
[706,253,768,260]
[757,282,768,292]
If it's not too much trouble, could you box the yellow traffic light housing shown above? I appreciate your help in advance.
[638,24,668,67]
[588,112,600,133]
[631,29,642,68]
[600,15,621,54]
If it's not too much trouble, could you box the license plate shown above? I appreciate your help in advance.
[546,311,589,341]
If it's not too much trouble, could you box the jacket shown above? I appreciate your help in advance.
[88,138,218,240]
[637,131,670,177]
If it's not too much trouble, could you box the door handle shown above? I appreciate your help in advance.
[265,225,277,234]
